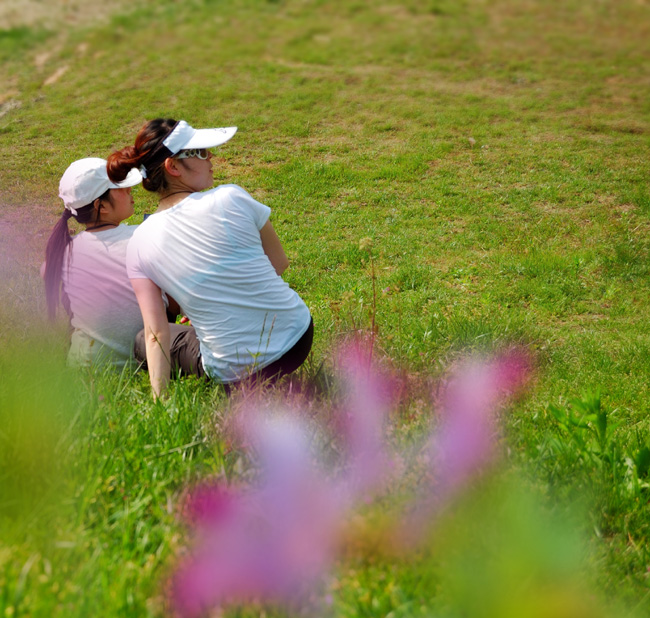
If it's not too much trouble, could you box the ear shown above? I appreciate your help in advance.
[164,157,183,178]
[94,197,106,213]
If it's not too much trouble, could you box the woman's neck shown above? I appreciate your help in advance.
[85,221,118,233]
[158,190,191,211]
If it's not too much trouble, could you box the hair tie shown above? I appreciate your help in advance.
[139,164,148,179]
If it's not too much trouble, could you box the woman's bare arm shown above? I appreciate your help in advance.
[131,278,171,399]
[260,220,290,276]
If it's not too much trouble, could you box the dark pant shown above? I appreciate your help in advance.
[134,318,313,386]
[251,317,314,383]
[134,323,204,377]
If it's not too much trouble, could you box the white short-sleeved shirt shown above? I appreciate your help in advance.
[62,224,144,367]
[127,184,311,382]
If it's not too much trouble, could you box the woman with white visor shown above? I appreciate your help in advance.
[107,119,313,398]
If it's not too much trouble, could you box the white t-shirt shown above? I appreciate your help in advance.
[62,224,144,367]
[127,184,311,382]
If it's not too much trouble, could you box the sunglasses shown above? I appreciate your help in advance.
[175,148,211,160]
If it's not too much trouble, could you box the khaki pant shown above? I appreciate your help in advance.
[134,323,205,377]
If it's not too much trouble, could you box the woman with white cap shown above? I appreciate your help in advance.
[107,119,313,398]
[44,157,200,371]
[43,157,146,367]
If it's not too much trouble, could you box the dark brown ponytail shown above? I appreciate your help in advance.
[43,195,106,320]
[108,118,178,193]
[44,210,74,320]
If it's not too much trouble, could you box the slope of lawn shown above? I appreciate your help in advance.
[1,0,650,615]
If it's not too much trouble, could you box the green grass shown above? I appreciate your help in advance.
[2,0,650,615]
[0,27,52,62]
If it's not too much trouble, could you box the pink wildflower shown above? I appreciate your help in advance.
[431,351,530,496]
[335,343,394,499]
[167,346,531,615]
[169,415,342,616]
[403,350,530,541]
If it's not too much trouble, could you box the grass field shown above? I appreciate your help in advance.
[1,0,650,616]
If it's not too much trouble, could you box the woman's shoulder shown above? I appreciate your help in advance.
[76,224,138,238]
[97,224,139,244]
[206,184,269,212]
[203,184,252,201]
[71,226,129,249]
[115,223,138,237]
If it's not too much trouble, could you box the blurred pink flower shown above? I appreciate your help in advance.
[403,351,530,541]
[168,346,530,616]
[432,351,529,494]
[335,343,394,500]
[170,416,342,617]
[181,483,238,529]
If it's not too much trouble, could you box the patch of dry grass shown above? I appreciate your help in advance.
[0,0,135,30]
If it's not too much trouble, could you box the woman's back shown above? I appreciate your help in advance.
[64,224,143,366]
[127,184,310,382]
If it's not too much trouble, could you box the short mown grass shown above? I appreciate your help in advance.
[2,0,650,615]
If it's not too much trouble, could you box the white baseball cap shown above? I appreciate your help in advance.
[162,120,237,155]
[59,157,142,215]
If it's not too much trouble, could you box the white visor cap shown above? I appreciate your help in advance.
[59,157,142,215]
[162,120,238,155]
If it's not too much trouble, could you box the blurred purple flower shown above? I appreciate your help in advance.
[403,351,530,541]
[181,483,238,529]
[433,351,529,493]
[335,343,394,500]
[168,346,530,616]
[170,415,342,617]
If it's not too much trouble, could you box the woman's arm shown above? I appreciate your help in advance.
[260,220,290,276]
[130,278,172,399]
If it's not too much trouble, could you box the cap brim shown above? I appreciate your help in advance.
[110,167,142,189]
[184,127,238,149]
